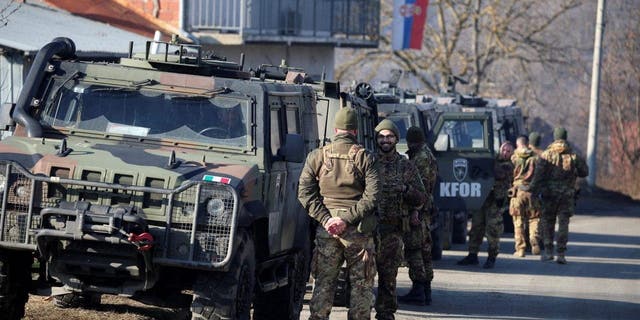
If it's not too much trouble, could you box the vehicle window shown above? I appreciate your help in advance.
[286,107,300,134]
[437,119,486,149]
[40,81,250,148]
[270,108,282,157]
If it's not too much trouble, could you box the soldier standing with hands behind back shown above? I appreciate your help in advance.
[530,127,588,264]
[298,107,380,320]
[373,120,426,320]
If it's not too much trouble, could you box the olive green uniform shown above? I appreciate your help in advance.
[374,151,425,320]
[531,134,588,262]
[298,133,380,320]
[509,147,541,254]
[404,146,437,282]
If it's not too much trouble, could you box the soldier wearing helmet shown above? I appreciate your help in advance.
[397,126,438,306]
[373,120,426,320]
[298,107,380,320]
[458,141,514,269]
[530,127,588,264]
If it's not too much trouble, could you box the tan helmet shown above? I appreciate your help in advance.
[334,107,358,130]
[375,119,400,139]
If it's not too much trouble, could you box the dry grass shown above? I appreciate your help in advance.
[24,294,189,320]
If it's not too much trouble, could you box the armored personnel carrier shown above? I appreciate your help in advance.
[0,37,324,320]
[371,74,526,257]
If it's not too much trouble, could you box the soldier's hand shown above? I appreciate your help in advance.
[410,210,421,226]
[324,217,347,236]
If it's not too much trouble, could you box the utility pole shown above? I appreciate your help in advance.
[586,0,606,187]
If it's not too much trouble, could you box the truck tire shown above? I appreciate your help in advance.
[253,245,309,320]
[431,227,443,261]
[0,251,32,320]
[53,292,102,309]
[191,231,255,320]
[451,211,468,244]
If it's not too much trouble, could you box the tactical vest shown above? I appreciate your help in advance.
[317,143,365,206]
[376,154,407,220]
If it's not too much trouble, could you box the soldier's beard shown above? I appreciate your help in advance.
[378,143,395,153]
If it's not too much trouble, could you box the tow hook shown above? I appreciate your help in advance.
[128,232,154,251]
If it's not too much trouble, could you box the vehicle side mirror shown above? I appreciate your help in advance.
[434,133,450,152]
[281,133,305,163]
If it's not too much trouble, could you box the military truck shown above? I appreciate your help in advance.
[374,74,526,257]
[0,37,327,320]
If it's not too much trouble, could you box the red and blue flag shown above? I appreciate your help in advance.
[392,0,429,50]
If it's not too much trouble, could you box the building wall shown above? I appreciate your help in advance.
[0,52,25,105]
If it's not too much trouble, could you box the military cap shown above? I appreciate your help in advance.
[334,107,358,130]
[406,126,425,143]
[375,119,400,139]
[553,127,567,140]
[529,131,541,147]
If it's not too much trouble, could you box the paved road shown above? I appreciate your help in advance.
[300,197,640,319]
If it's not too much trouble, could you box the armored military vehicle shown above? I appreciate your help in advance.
[373,74,526,257]
[0,37,323,320]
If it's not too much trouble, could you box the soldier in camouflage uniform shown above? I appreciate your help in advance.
[530,127,588,264]
[373,120,426,320]
[398,126,437,306]
[458,141,514,269]
[298,107,381,320]
[509,135,541,257]
[529,131,544,156]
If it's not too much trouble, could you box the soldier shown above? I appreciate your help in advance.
[529,131,544,155]
[530,127,588,264]
[458,141,514,269]
[298,107,380,320]
[398,126,437,306]
[509,135,541,257]
[373,120,426,320]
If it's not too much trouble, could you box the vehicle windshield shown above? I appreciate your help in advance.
[437,119,486,149]
[39,82,249,147]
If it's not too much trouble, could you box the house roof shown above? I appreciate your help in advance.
[0,0,151,56]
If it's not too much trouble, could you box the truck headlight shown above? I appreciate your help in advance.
[206,198,225,216]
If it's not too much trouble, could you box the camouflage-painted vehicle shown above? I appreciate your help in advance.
[375,76,525,256]
[0,37,323,320]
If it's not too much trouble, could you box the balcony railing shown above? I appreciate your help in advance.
[186,0,380,47]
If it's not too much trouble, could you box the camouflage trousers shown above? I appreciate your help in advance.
[467,194,504,257]
[374,228,403,320]
[402,215,432,282]
[509,190,541,252]
[540,194,575,255]
[512,215,540,252]
[309,225,376,320]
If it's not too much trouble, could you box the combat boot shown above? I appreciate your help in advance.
[556,253,567,264]
[424,281,432,305]
[513,249,525,257]
[483,256,496,269]
[541,247,554,261]
[398,282,426,305]
[531,245,541,255]
[456,253,479,265]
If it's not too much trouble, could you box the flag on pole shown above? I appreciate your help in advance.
[392,0,429,50]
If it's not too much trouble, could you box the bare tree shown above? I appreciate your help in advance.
[0,1,21,28]
[336,0,583,95]
[598,2,640,198]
